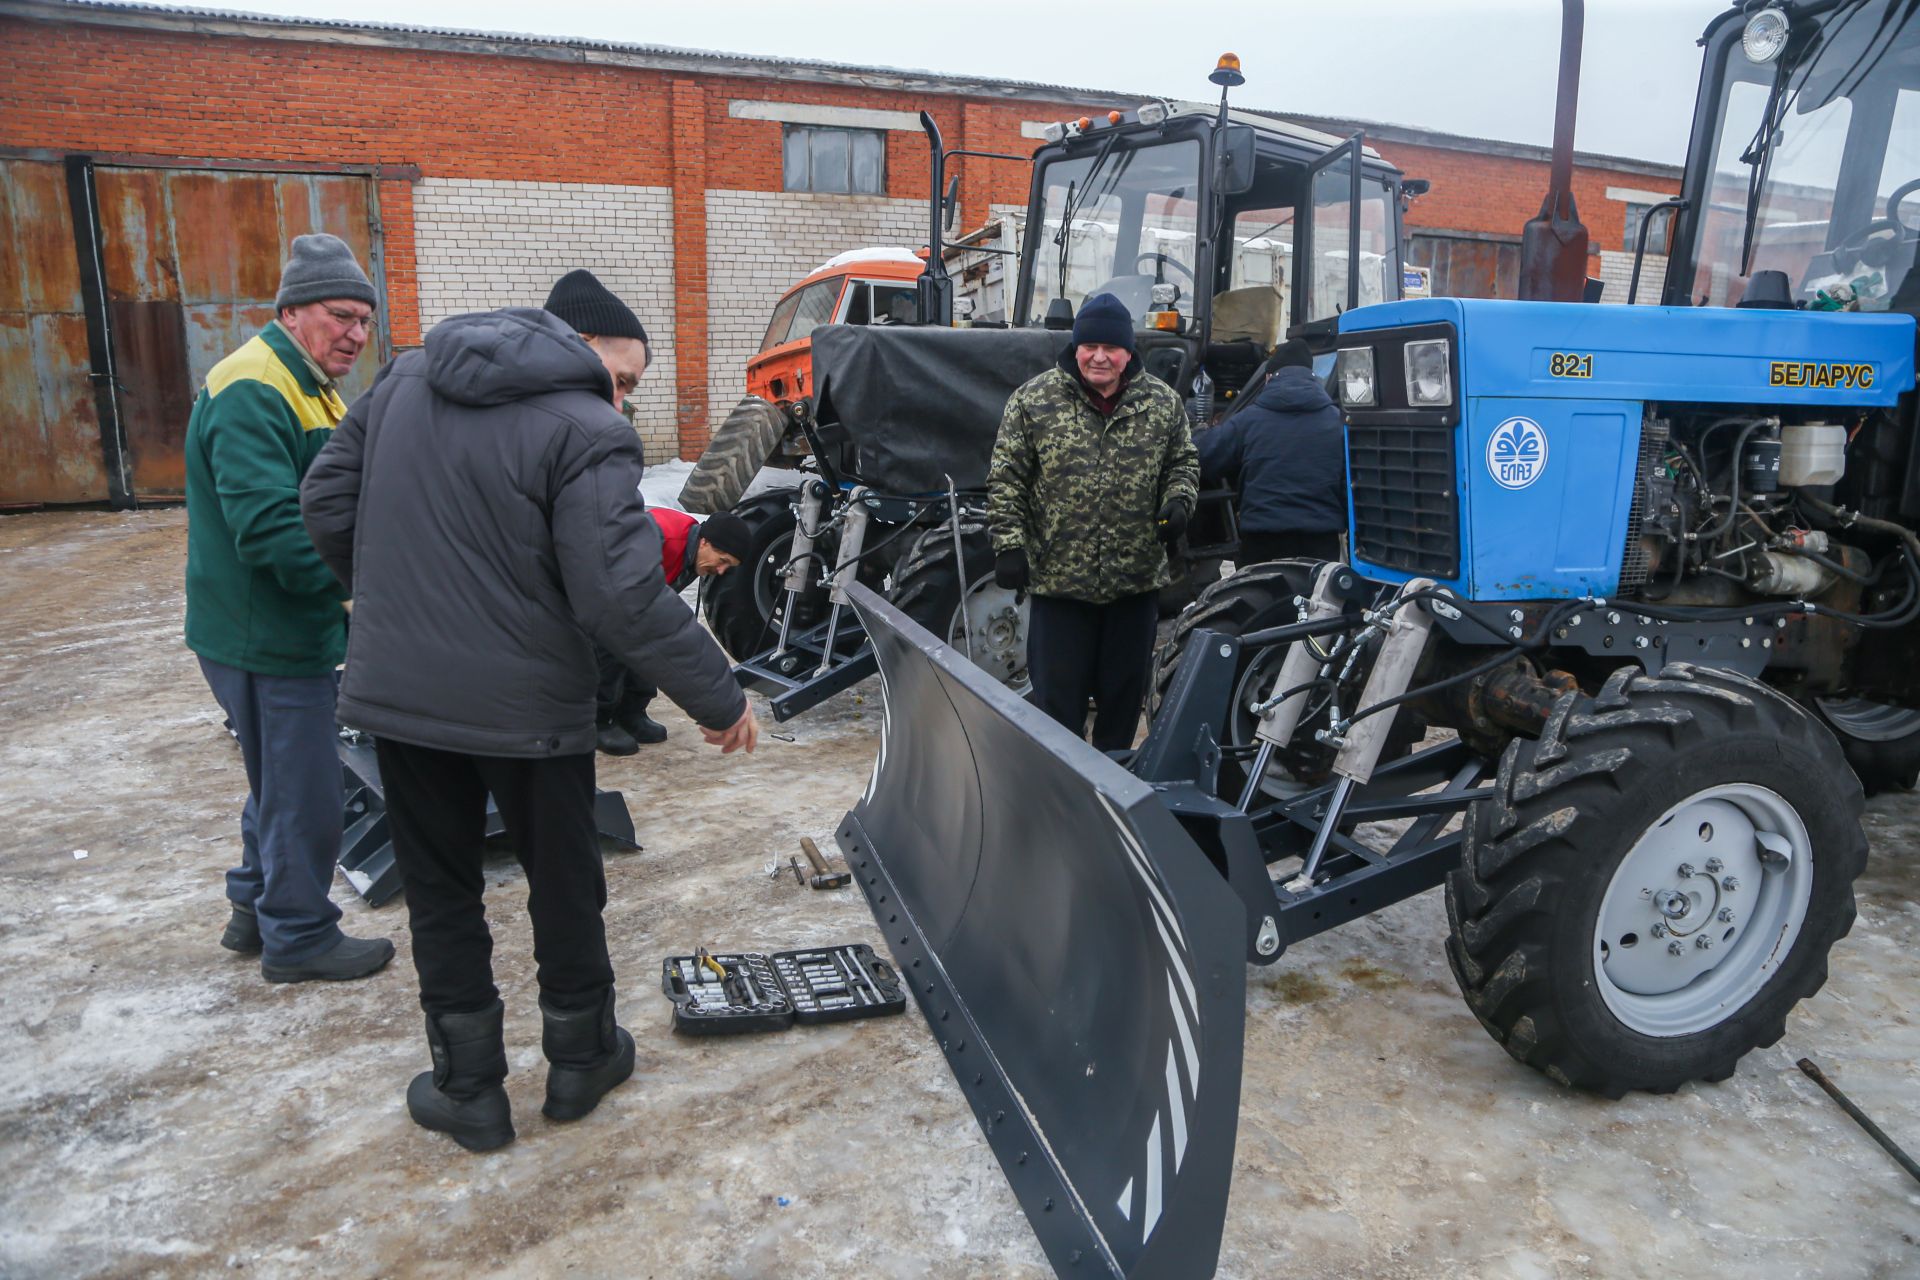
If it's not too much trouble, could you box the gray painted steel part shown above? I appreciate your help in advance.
[836,583,1247,1280]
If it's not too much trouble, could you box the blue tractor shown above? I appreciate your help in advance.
[834,3,1919,1277]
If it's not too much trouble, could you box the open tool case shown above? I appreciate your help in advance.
[661,943,904,1035]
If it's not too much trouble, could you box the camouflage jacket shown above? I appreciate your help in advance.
[988,361,1199,604]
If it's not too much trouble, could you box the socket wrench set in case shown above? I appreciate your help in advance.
[661,943,904,1035]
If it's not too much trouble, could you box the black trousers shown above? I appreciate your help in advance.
[1026,590,1160,753]
[375,737,614,1016]
[594,645,656,726]
[1237,529,1342,566]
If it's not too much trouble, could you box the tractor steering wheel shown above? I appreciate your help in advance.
[1134,251,1194,285]
[1830,178,1920,273]
[1887,177,1920,235]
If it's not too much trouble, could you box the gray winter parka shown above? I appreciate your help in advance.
[300,307,745,757]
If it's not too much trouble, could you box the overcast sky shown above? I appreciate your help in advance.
[126,0,1737,164]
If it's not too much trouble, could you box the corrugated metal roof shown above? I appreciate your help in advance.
[13,0,1677,174]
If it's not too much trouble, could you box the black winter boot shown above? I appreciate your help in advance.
[540,989,635,1121]
[406,1000,515,1152]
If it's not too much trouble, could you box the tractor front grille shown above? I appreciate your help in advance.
[1348,421,1460,579]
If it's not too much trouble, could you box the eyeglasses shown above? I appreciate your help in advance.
[322,304,377,335]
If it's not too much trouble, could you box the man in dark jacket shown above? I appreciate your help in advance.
[1197,338,1348,565]
[988,292,1198,751]
[596,507,752,753]
[300,271,756,1153]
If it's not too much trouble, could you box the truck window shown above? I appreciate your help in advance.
[759,277,843,351]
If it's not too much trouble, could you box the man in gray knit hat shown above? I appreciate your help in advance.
[185,232,393,984]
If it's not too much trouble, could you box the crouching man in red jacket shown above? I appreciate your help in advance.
[596,507,751,753]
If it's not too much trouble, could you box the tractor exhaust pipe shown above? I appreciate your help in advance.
[1518,0,1592,302]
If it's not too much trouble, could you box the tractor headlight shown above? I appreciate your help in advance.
[1137,101,1169,126]
[1042,121,1068,144]
[1403,338,1452,407]
[1335,346,1377,408]
[1742,7,1790,64]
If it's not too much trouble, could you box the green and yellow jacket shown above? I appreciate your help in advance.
[184,323,348,677]
[988,356,1199,604]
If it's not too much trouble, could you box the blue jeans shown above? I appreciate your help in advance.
[198,657,345,962]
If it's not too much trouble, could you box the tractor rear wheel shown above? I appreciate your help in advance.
[679,395,787,515]
[701,487,833,661]
[1813,696,1920,795]
[1445,664,1867,1097]
[889,517,1030,693]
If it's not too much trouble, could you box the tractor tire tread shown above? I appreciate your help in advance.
[1444,663,1868,1096]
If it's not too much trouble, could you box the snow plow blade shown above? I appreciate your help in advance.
[835,583,1246,1279]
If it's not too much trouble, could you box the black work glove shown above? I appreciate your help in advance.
[1156,499,1189,546]
[994,548,1030,591]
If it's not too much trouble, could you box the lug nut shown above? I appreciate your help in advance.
[1722,876,1739,891]
[1678,862,1696,878]
[1717,908,1735,923]
[1695,935,1714,951]
[1668,941,1685,956]
[1705,857,1723,873]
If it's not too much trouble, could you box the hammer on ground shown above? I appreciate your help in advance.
[797,836,850,890]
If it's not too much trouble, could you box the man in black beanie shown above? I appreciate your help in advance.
[987,291,1198,751]
[1197,337,1347,565]
[300,269,756,1153]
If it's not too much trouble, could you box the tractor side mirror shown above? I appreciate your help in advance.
[943,174,961,232]
[1212,125,1255,196]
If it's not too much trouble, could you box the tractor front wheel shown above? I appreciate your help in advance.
[1445,664,1867,1097]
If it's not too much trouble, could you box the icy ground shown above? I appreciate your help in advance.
[0,507,1916,1279]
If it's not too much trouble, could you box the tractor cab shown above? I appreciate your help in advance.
[1009,79,1414,417]
[1662,0,1920,314]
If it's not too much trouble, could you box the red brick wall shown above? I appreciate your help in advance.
[0,13,1680,453]
[1377,138,1679,249]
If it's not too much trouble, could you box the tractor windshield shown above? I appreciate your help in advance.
[1684,3,1920,309]
[1027,137,1204,324]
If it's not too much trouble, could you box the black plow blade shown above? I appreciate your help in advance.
[836,584,1246,1279]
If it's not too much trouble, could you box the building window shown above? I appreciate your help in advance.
[1623,202,1673,255]
[784,126,885,195]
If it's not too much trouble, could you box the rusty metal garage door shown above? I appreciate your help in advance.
[0,157,386,507]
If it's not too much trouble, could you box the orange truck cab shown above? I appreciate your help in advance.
[747,248,926,407]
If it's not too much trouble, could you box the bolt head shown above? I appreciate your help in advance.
[1741,638,1753,649]
[1705,857,1723,873]
[1717,907,1735,923]
[1219,643,1232,658]
[1695,934,1714,950]
[1650,921,1669,938]
[1608,611,1622,625]
[1509,608,1525,622]
[1722,876,1740,891]
[1508,625,1523,640]
[1677,862,1696,878]
[1638,615,1651,625]
[1570,614,1583,627]
[1745,616,1755,626]
[1634,636,1650,649]
[1776,618,1787,629]
[1668,941,1686,956]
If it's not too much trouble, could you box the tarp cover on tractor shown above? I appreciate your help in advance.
[810,325,1070,492]
[836,583,1247,1279]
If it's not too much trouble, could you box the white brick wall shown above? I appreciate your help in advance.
[704,190,928,419]
[1596,248,1669,305]
[413,178,681,463]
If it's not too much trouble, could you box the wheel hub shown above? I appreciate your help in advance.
[1593,784,1815,1037]
[956,576,1029,692]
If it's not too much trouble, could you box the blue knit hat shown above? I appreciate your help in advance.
[1072,292,1136,353]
